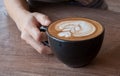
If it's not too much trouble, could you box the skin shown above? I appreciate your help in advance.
[4,0,52,54]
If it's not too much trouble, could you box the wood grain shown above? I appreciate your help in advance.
[0,3,120,76]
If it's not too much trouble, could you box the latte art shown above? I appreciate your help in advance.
[55,21,96,38]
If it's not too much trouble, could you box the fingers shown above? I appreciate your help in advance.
[27,24,42,41]
[21,31,52,54]
[20,12,52,54]
[34,13,51,26]
[23,13,51,42]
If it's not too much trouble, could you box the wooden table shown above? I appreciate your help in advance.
[0,4,120,76]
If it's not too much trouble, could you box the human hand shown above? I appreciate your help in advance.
[16,12,52,54]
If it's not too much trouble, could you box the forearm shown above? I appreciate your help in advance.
[4,0,30,23]
[77,0,93,5]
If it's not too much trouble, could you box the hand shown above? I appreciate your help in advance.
[16,12,52,54]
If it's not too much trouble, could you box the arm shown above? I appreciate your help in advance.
[77,0,93,5]
[4,0,52,54]
[77,0,107,9]
[4,0,29,30]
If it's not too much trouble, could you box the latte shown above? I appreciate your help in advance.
[48,18,103,41]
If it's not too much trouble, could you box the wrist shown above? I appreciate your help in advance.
[14,9,30,23]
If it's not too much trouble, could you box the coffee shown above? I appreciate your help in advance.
[48,18,103,41]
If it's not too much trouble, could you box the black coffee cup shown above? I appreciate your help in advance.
[40,18,104,68]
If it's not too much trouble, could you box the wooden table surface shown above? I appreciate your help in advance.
[0,4,120,76]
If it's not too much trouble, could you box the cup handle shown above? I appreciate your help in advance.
[39,26,50,47]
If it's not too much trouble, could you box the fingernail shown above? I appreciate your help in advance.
[44,20,51,25]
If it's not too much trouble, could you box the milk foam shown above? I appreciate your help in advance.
[55,20,96,38]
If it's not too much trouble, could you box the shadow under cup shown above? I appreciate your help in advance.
[40,18,104,68]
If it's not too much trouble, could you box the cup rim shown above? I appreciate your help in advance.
[47,17,105,42]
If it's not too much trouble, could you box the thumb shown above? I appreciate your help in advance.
[34,13,51,26]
